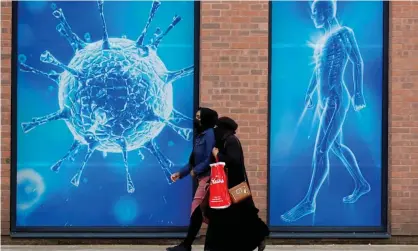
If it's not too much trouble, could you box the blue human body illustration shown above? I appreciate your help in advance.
[281,0,371,223]
[18,0,194,194]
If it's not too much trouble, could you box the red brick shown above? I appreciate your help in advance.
[200,1,269,229]
[1,1,11,236]
[391,0,418,235]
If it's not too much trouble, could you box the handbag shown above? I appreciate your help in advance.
[229,176,251,204]
[229,180,251,204]
[221,135,252,204]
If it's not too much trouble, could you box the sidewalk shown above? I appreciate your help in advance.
[2,245,418,251]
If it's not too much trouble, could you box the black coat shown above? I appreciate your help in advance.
[217,133,248,189]
[205,133,269,251]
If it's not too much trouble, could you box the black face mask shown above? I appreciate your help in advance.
[194,119,201,130]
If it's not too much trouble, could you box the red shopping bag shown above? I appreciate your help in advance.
[209,162,231,209]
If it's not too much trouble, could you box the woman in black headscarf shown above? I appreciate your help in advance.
[205,116,269,251]
[168,107,218,251]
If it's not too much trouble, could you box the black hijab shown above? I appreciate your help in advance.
[214,116,238,147]
[196,107,218,133]
[188,107,218,166]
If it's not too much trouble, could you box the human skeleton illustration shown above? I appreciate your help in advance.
[281,0,371,223]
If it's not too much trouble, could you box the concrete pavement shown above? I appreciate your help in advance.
[2,245,418,251]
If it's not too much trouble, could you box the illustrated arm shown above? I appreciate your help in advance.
[346,28,364,96]
[192,130,215,175]
[306,70,318,97]
[216,137,241,167]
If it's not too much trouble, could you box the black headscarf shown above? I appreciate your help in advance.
[196,107,218,133]
[188,107,218,166]
[214,116,238,146]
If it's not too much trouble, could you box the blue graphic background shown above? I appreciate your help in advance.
[269,1,384,227]
[16,1,195,227]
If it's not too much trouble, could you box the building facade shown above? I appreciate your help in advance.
[1,0,418,239]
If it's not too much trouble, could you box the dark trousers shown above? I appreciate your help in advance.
[183,207,203,247]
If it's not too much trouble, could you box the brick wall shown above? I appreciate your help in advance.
[390,1,418,235]
[1,1,12,235]
[200,1,269,219]
[1,1,418,237]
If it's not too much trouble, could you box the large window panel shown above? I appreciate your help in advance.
[12,0,199,235]
[268,0,388,234]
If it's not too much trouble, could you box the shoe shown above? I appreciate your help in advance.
[258,240,266,251]
[166,244,191,251]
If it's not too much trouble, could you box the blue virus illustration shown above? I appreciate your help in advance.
[18,0,194,193]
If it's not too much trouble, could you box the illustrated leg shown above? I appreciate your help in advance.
[331,133,371,203]
[281,98,343,222]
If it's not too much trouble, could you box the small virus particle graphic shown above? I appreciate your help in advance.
[19,0,194,193]
[17,169,45,211]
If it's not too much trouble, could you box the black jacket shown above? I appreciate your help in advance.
[216,132,248,189]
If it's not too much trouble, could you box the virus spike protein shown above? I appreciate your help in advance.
[51,140,81,172]
[119,138,135,193]
[145,140,174,185]
[18,57,60,84]
[21,109,69,133]
[152,15,181,48]
[40,50,80,77]
[136,0,161,47]
[70,143,98,187]
[169,109,193,124]
[151,109,193,141]
[166,65,194,83]
[97,0,110,50]
[163,120,193,141]
[52,8,86,51]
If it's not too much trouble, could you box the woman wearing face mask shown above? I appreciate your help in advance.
[204,116,269,251]
[167,107,218,251]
